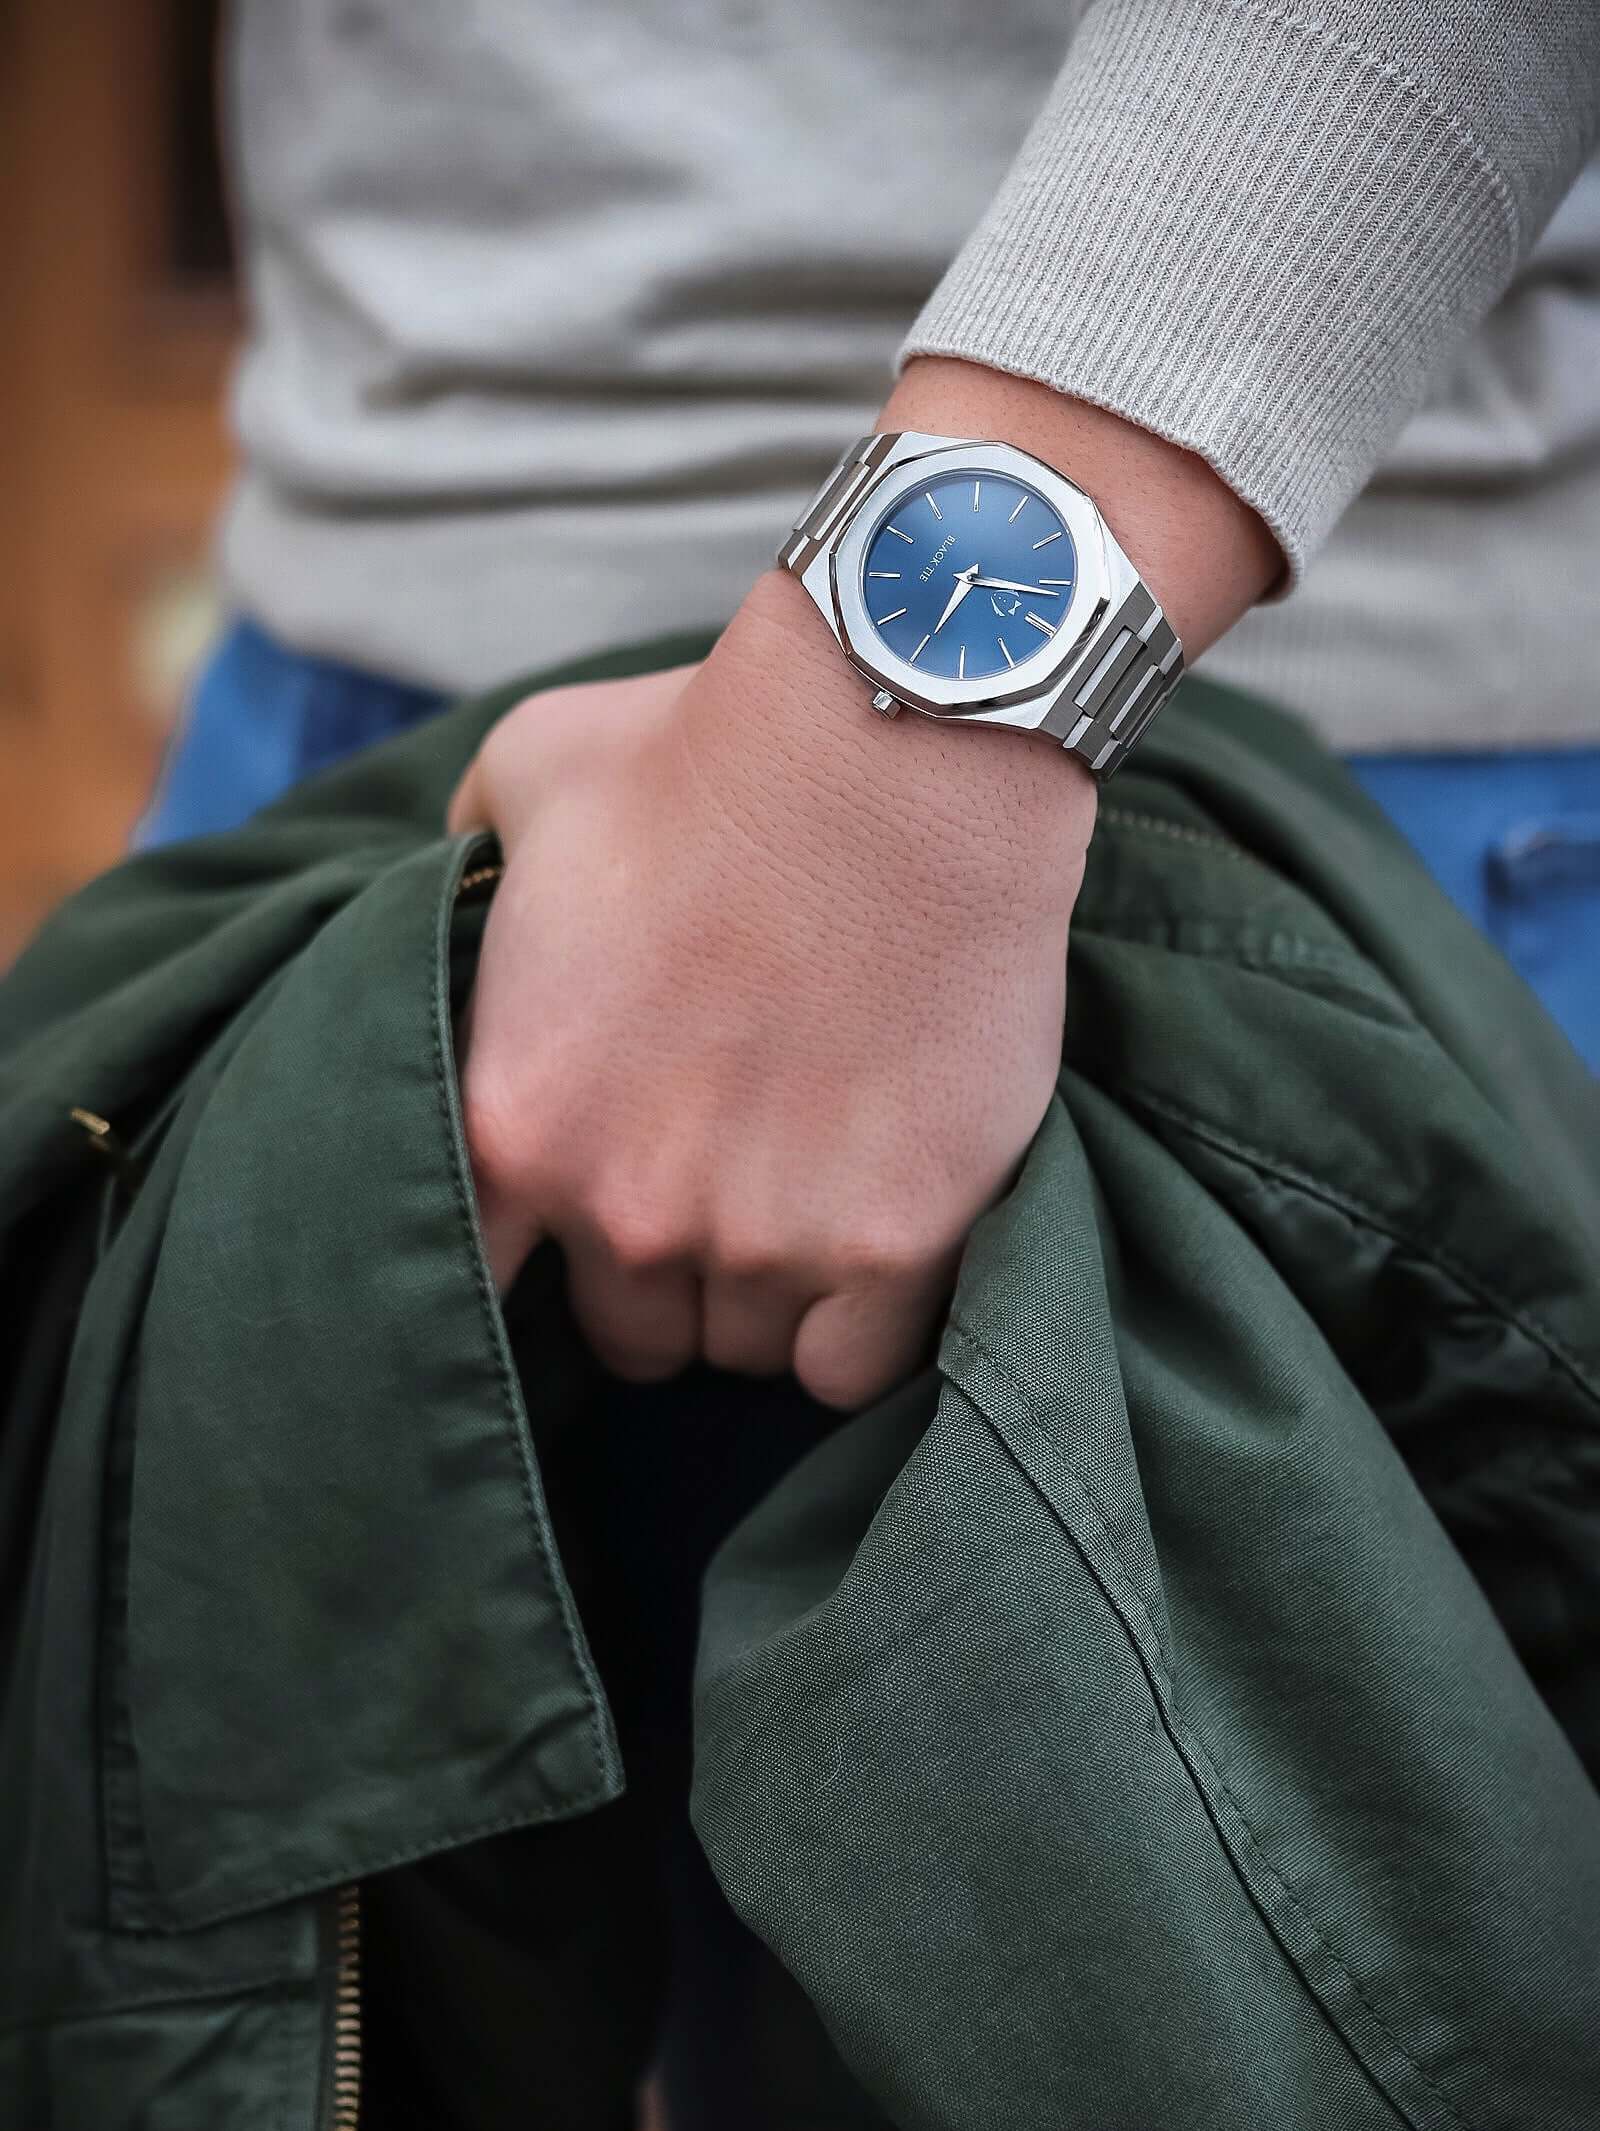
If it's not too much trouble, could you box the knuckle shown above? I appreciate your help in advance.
[834,1216,932,1288]
[591,1193,691,1275]
[461,1070,541,1198]
[795,1349,881,1413]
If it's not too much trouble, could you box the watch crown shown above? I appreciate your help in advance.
[870,689,901,719]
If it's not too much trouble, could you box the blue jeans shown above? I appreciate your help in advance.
[1346,751,1600,1068]
[137,618,449,847]
[142,618,1600,1068]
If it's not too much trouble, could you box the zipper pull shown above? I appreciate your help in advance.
[69,1108,144,1193]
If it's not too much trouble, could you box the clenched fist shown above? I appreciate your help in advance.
[448,570,1095,1408]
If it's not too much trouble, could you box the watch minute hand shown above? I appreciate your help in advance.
[973,577,1060,598]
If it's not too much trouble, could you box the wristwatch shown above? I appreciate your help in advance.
[778,431,1182,778]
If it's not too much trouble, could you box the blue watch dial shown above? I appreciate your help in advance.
[860,471,1076,684]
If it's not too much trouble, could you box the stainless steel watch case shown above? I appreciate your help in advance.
[780,431,1182,776]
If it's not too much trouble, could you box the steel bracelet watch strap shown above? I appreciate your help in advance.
[1053,575,1183,779]
[777,433,900,579]
[778,433,1184,780]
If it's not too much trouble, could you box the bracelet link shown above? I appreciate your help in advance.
[1046,581,1183,778]
[777,434,897,577]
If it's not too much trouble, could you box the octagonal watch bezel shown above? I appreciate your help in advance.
[826,440,1112,723]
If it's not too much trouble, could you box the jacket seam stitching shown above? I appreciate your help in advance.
[945,1318,1475,2131]
[1081,828,1414,1020]
[1126,1083,1600,1420]
[1077,913,1375,978]
[1072,919,1408,1007]
[426,841,613,1781]
[1098,807,1266,867]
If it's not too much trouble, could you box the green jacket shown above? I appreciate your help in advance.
[2,640,1598,2130]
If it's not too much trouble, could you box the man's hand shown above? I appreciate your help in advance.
[448,579,1093,1409]
[448,359,1279,1409]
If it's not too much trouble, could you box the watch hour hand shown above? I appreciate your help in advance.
[973,577,1060,598]
[932,564,980,635]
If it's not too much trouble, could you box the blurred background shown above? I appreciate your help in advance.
[0,1,233,966]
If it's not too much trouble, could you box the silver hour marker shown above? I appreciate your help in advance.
[886,525,914,545]
[972,481,981,511]
[925,492,942,520]
[1007,496,1027,524]
[958,644,967,679]
[1025,611,1056,636]
[1039,577,1072,585]
[998,637,1015,668]
[909,632,931,664]
[867,569,901,579]
[1032,530,1063,550]
[877,606,908,623]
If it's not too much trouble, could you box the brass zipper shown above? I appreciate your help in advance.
[328,1882,363,2130]
[319,854,492,2126]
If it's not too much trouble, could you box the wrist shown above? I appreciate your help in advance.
[684,567,1098,915]
[679,358,1276,896]
[881,358,1282,653]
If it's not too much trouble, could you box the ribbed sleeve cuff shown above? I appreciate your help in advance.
[900,0,1522,585]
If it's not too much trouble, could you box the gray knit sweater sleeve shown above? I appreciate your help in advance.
[901,0,1600,580]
